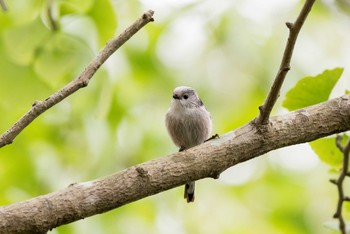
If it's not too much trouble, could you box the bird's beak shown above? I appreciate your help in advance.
[173,94,180,99]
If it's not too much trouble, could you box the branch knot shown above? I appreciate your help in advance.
[286,22,294,29]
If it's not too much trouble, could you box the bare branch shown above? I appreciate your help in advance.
[0,10,155,148]
[336,134,345,152]
[255,0,316,125]
[1,94,350,233]
[332,135,350,234]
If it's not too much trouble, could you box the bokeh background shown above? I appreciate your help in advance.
[1,0,350,233]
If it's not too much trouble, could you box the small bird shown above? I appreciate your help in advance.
[165,86,212,203]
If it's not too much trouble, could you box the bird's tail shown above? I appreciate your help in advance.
[184,182,195,203]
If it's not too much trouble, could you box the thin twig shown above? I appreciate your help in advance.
[332,135,350,234]
[336,135,345,152]
[255,0,316,125]
[0,10,154,148]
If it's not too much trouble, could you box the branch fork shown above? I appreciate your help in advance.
[331,135,350,234]
[255,0,316,125]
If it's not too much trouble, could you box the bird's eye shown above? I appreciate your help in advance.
[183,95,189,100]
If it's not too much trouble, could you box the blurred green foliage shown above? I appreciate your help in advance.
[309,136,347,169]
[0,0,349,233]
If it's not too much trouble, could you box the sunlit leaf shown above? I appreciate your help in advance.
[33,32,91,87]
[309,135,348,168]
[283,68,343,111]
[88,0,117,46]
[0,0,42,28]
[59,0,94,15]
[2,19,48,65]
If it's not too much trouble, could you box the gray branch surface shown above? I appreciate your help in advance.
[1,94,350,233]
[0,10,155,148]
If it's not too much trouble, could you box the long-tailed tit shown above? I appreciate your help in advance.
[165,86,212,203]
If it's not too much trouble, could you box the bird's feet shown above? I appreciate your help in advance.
[204,134,219,142]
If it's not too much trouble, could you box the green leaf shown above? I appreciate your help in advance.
[283,68,343,111]
[59,0,94,15]
[33,32,91,87]
[309,135,348,168]
[2,19,48,65]
[88,0,117,46]
[0,0,42,28]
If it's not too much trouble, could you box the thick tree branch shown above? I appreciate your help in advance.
[1,94,350,233]
[0,10,155,148]
[255,0,316,125]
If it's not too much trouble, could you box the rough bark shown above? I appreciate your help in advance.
[0,94,349,233]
